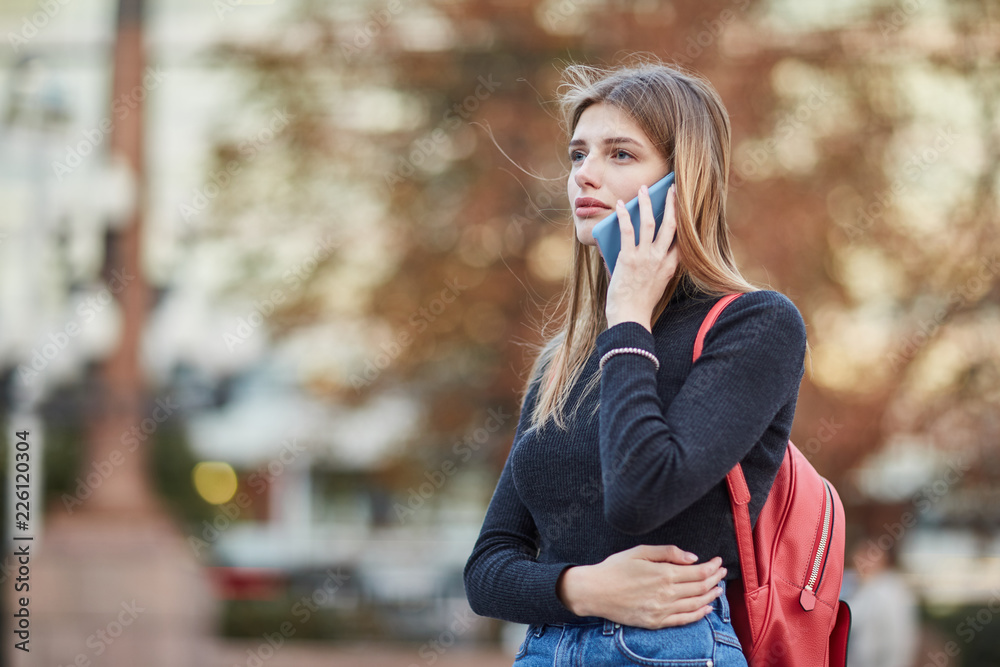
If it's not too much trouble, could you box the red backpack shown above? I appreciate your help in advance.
[694,293,852,667]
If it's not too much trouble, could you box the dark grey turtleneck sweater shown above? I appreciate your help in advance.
[463,282,807,624]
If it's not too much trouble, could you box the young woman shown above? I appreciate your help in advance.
[464,59,807,666]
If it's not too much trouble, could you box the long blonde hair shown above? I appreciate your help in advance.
[523,57,758,434]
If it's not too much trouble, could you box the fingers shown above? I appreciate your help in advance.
[615,199,632,252]
[656,602,716,628]
[650,572,728,630]
[665,583,724,613]
[635,546,726,581]
[655,185,677,249]
[637,183,654,246]
[660,557,726,584]
[631,579,727,630]
[637,544,698,564]
[664,566,728,598]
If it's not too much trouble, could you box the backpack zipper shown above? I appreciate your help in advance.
[799,480,833,612]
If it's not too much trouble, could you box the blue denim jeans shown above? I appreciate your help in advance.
[512,581,747,667]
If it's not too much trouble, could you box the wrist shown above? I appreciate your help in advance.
[606,313,651,332]
[557,565,597,617]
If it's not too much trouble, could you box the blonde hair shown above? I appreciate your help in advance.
[523,57,759,434]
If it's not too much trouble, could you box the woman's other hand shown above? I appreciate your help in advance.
[605,184,680,332]
[556,544,726,629]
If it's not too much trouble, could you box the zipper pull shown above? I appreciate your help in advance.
[800,587,816,611]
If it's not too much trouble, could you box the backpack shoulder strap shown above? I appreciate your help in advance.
[692,292,759,591]
[692,293,743,361]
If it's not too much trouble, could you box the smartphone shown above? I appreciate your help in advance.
[591,171,675,276]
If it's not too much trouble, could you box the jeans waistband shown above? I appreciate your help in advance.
[540,579,731,633]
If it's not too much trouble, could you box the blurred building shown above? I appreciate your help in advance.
[0,0,493,646]
[181,354,488,638]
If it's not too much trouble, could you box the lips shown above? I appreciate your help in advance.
[575,197,611,218]
[575,197,610,210]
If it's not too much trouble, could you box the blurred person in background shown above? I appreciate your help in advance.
[844,535,919,667]
[464,56,809,666]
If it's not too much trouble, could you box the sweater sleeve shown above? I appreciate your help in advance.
[462,377,586,624]
[594,290,807,535]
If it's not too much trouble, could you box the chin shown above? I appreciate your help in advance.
[574,221,597,246]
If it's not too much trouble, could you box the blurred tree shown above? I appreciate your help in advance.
[190,0,1000,522]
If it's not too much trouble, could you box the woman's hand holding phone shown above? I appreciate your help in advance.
[556,544,726,629]
[604,182,680,332]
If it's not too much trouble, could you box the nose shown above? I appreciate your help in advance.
[573,153,604,191]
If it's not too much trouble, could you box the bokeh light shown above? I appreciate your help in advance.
[192,461,239,505]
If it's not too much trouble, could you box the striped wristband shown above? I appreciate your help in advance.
[599,347,660,372]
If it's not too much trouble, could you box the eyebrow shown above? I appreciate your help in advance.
[567,136,645,149]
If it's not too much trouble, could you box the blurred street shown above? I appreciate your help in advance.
[211,641,512,667]
[3,0,1000,665]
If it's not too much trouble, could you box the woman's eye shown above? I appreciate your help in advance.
[569,149,633,163]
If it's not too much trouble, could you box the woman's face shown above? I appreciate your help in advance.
[567,102,671,246]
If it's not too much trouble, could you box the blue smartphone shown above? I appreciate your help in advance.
[591,171,675,276]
